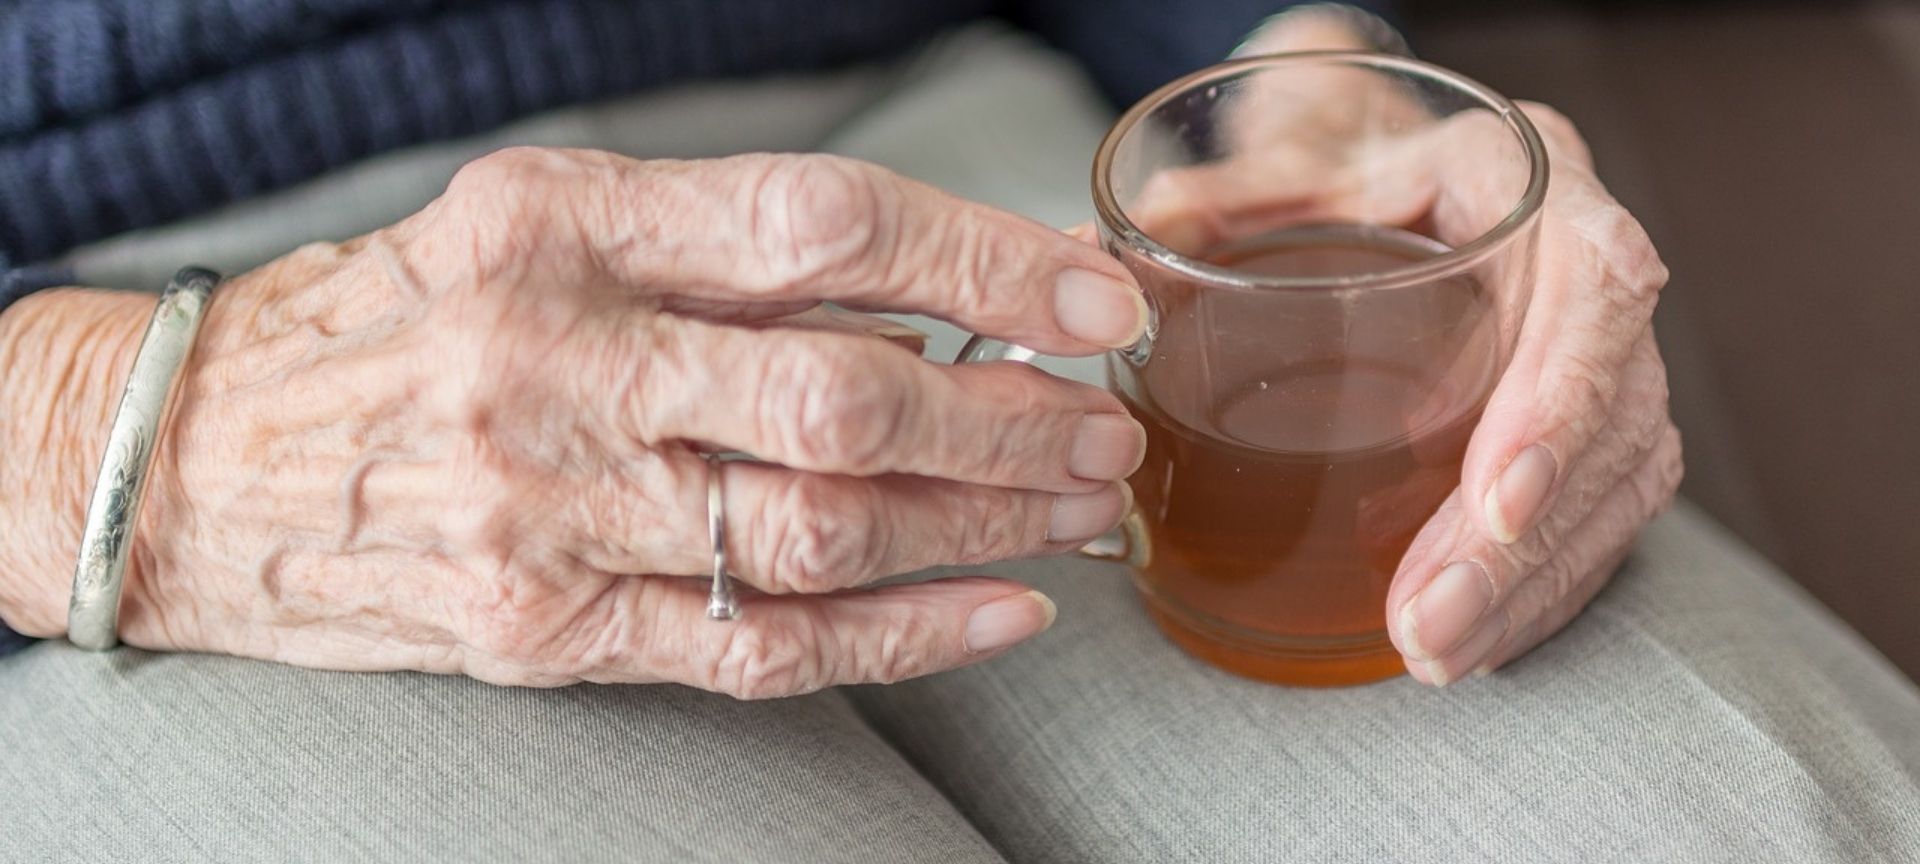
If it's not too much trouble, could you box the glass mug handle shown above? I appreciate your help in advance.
[953,334,1150,566]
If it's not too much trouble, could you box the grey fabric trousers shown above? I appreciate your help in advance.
[6,26,1919,864]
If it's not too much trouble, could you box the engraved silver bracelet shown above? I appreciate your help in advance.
[67,267,221,651]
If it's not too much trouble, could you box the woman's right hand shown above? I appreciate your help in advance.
[0,149,1149,696]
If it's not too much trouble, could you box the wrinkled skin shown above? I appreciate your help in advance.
[1120,104,1680,684]
[1217,15,1685,684]
[0,150,1152,697]
[0,17,1678,695]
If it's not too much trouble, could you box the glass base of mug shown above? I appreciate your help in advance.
[1137,589,1407,687]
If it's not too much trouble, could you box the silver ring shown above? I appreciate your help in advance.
[704,454,742,621]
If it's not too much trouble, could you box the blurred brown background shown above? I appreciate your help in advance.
[1404,0,1920,681]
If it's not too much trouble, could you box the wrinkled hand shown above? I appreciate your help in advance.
[1142,17,1683,685]
[0,149,1152,696]
[1383,108,1681,685]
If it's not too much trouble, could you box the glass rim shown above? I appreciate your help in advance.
[1091,51,1550,293]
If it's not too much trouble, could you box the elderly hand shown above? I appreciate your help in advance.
[0,149,1150,696]
[1383,106,1681,685]
[1196,13,1684,685]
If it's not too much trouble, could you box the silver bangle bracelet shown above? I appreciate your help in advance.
[67,267,221,652]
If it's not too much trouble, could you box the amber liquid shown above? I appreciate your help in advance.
[1119,225,1495,686]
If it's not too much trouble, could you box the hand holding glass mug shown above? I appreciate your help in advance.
[967,34,1677,684]
[1374,103,1680,686]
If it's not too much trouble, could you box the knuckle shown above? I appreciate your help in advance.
[953,488,1036,563]
[750,476,887,593]
[593,315,667,443]
[441,147,604,279]
[1574,203,1667,305]
[1550,352,1619,431]
[710,621,822,699]
[1626,406,1668,461]
[447,147,563,217]
[439,146,622,286]
[762,341,912,473]
[748,155,890,288]
[601,331,653,439]
[865,617,932,685]
[953,365,1098,484]
[572,474,642,565]
[940,210,1004,319]
[627,316,705,444]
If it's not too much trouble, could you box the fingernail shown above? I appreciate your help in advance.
[965,590,1057,653]
[1419,608,1509,688]
[1399,561,1494,661]
[1069,413,1147,481]
[1048,484,1127,543]
[1485,444,1557,544]
[1053,268,1147,348]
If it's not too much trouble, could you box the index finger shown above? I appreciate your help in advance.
[444,148,1147,356]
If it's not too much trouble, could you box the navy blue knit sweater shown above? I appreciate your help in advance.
[0,0,1387,653]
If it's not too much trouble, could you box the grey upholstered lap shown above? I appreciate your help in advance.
[847,503,1920,863]
[0,649,1007,863]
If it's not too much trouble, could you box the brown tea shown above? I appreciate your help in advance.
[1117,224,1496,686]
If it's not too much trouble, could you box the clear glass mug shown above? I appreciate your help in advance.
[960,53,1547,686]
